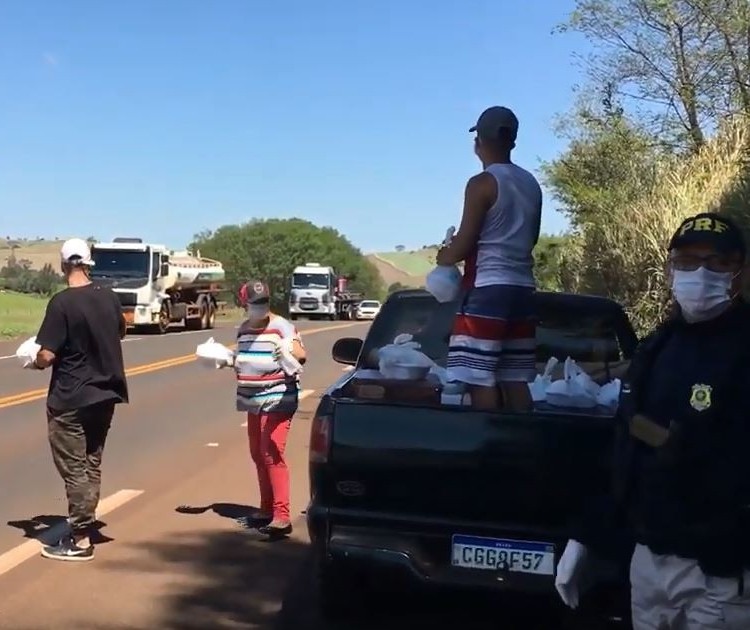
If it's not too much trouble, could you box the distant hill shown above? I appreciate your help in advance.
[366,247,437,289]
[0,238,66,270]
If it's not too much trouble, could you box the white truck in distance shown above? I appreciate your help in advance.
[90,237,225,334]
[288,262,362,321]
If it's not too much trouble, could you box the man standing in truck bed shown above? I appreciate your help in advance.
[437,106,542,412]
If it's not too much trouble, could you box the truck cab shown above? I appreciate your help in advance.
[288,263,337,320]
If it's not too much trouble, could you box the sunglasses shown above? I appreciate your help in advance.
[669,253,742,273]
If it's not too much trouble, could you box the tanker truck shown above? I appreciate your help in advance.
[90,237,225,334]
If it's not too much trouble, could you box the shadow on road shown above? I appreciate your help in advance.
[97,517,606,630]
[175,502,259,520]
[6,515,112,545]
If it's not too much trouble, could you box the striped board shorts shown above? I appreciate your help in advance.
[446,284,537,386]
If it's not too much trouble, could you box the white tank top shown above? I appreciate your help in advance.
[471,162,542,288]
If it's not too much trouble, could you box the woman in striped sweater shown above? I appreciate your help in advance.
[233,280,306,539]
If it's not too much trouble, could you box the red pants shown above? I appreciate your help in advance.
[246,411,292,523]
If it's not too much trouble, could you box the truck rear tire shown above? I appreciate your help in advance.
[206,302,216,329]
[200,302,210,329]
[186,298,208,331]
[290,314,298,321]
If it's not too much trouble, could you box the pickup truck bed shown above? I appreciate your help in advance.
[307,290,637,624]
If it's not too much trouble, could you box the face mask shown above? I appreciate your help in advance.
[671,266,734,322]
[246,304,270,321]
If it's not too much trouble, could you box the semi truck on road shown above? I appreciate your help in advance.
[90,237,225,334]
[288,262,363,321]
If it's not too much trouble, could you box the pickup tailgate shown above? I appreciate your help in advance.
[326,400,615,530]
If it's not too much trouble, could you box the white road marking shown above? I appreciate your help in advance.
[238,389,315,427]
[0,489,144,577]
[206,442,219,447]
[0,354,16,361]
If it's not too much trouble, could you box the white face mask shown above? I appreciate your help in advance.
[671,266,735,322]
[246,304,270,321]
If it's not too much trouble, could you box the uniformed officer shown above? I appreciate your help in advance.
[560,212,750,628]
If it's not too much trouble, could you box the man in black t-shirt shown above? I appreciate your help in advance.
[32,238,128,562]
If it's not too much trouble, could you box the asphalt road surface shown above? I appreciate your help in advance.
[0,322,579,630]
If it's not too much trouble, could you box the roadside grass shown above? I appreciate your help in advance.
[0,291,48,338]
[217,305,244,321]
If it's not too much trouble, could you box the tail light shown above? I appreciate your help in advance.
[310,403,333,464]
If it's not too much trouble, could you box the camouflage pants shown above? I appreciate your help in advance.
[47,401,115,533]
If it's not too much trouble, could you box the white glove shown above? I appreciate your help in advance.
[555,540,589,609]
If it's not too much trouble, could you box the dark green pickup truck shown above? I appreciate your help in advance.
[306,289,639,624]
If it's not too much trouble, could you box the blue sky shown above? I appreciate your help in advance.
[0,0,588,253]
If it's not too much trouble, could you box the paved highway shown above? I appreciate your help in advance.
[0,322,564,629]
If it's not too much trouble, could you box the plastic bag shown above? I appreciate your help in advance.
[570,360,601,400]
[425,227,463,303]
[378,334,435,380]
[596,378,621,408]
[16,336,41,369]
[545,357,599,409]
[528,357,559,402]
[195,337,235,369]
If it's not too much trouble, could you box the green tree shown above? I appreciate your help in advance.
[534,235,570,292]
[560,0,750,151]
[191,218,383,313]
[543,90,664,230]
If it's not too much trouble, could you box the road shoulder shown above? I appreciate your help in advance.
[0,396,319,630]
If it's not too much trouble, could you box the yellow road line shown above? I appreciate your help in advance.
[0,322,359,410]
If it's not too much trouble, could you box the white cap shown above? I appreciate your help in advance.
[60,238,95,266]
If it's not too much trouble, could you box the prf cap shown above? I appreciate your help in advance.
[668,213,746,260]
[60,238,95,266]
[469,106,519,142]
[238,280,270,307]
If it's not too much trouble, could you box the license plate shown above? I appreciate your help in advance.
[451,535,555,575]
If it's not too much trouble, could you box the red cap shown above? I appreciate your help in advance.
[238,280,270,307]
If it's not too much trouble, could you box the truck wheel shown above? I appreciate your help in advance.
[186,299,207,331]
[149,304,169,334]
[328,313,335,321]
[206,303,216,329]
[200,302,210,329]
[290,314,298,321]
